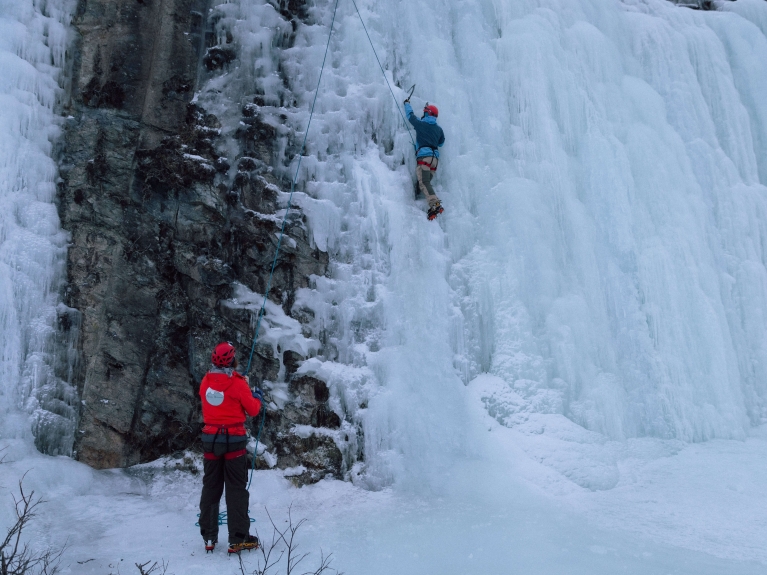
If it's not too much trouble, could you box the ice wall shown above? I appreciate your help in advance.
[434,0,767,443]
[0,0,77,455]
[228,0,767,487]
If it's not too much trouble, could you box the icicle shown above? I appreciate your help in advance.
[0,0,77,455]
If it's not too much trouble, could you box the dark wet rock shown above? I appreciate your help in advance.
[272,0,309,23]
[667,0,731,9]
[242,103,259,118]
[238,156,259,171]
[282,350,303,380]
[311,404,341,429]
[162,75,193,98]
[82,78,126,108]
[290,375,330,403]
[271,433,342,487]
[255,374,345,486]
[57,0,336,470]
[203,45,236,70]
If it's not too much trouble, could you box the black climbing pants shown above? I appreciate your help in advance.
[199,452,251,544]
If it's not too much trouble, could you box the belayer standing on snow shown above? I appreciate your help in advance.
[404,93,445,220]
[199,342,263,554]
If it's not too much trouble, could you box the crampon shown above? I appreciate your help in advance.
[427,203,444,221]
[228,535,260,554]
[204,540,217,553]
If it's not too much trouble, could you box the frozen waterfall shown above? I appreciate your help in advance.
[228,0,767,489]
[2,0,767,492]
[0,0,77,455]
[3,0,767,572]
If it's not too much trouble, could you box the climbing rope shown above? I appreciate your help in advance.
[244,0,340,377]
[244,0,414,385]
[241,0,341,490]
[246,408,266,490]
[195,511,255,527]
[238,0,417,491]
[350,0,417,148]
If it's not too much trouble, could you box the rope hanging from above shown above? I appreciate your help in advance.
[350,0,417,148]
[244,0,342,376]
[240,0,413,492]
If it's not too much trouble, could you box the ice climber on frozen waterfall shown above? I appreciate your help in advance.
[404,94,445,220]
[199,341,263,555]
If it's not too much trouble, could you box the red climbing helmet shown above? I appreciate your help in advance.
[423,103,439,118]
[211,341,236,367]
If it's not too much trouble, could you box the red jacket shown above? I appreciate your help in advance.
[200,369,261,435]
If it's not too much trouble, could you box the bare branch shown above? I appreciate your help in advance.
[301,551,337,575]
[267,504,309,575]
[237,506,341,575]
[135,559,169,575]
[254,526,284,575]
[0,475,66,575]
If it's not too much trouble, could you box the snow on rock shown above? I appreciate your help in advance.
[224,282,320,365]
[54,0,332,467]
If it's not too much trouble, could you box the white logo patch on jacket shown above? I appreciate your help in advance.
[205,388,225,407]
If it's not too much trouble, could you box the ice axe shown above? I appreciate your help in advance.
[404,84,416,103]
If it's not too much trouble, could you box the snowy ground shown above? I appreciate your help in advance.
[3,395,767,575]
[4,0,767,573]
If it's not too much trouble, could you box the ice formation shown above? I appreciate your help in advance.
[0,0,77,455]
[2,0,767,572]
[210,0,767,489]
[3,0,767,519]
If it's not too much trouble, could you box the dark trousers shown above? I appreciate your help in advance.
[199,453,251,543]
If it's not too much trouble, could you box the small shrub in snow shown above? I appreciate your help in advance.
[1,477,65,575]
[237,505,341,575]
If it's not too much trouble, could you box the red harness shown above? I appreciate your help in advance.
[203,449,247,461]
[202,422,248,460]
[202,422,246,435]
[417,158,438,171]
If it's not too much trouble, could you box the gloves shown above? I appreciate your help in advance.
[251,387,264,402]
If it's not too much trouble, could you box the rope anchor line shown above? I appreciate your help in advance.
[245,0,341,377]
[240,0,340,493]
[350,0,417,148]
[195,511,256,526]
[240,0,410,491]
[245,0,413,377]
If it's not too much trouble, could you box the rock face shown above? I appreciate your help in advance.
[666,0,730,9]
[260,375,344,486]
[57,0,345,479]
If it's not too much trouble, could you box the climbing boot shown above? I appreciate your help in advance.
[228,535,259,554]
[204,539,217,553]
[427,202,444,221]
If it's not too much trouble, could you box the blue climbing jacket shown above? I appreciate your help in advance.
[404,102,445,159]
